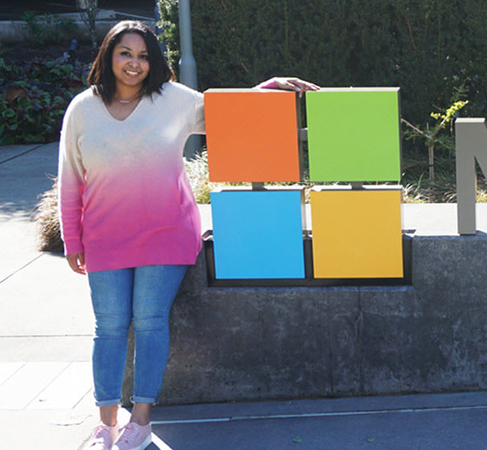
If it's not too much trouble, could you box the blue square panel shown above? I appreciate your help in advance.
[210,189,305,279]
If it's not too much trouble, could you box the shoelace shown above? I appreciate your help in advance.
[90,425,113,446]
[118,423,140,443]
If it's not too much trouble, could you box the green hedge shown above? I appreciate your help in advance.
[159,0,487,129]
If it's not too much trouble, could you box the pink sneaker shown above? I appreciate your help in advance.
[112,422,152,450]
[84,423,119,450]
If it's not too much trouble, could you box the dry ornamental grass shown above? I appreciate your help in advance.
[34,177,64,253]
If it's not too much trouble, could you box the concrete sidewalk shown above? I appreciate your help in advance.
[0,143,97,449]
[2,142,487,449]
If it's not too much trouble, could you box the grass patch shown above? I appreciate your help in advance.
[401,152,487,203]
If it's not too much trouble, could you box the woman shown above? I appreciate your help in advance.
[59,20,318,450]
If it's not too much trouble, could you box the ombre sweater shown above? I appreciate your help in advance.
[58,82,205,272]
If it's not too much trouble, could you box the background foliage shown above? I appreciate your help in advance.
[0,57,86,145]
[0,10,86,145]
[159,0,487,130]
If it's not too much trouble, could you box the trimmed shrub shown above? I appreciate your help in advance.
[159,0,487,127]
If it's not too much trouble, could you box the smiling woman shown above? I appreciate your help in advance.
[86,21,174,105]
[108,34,150,120]
[57,19,318,450]
[85,21,175,123]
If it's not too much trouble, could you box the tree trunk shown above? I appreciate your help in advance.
[79,1,98,51]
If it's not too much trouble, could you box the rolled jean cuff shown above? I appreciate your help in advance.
[131,395,157,405]
[95,398,122,407]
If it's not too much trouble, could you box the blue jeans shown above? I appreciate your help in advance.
[87,264,188,406]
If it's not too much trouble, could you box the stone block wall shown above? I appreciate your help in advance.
[122,234,487,405]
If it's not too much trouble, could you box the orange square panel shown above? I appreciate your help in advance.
[204,89,301,182]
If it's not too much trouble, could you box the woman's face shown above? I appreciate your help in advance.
[111,32,150,93]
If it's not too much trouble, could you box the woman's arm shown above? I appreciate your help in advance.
[189,77,319,136]
[58,98,86,274]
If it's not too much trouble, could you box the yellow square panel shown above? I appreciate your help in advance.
[310,187,403,278]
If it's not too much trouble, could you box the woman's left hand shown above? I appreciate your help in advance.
[273,77,320,97]
[66,252,86,275]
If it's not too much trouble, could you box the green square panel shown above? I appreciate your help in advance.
[306,88,401,182]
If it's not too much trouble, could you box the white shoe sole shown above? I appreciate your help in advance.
[111,433,152,450]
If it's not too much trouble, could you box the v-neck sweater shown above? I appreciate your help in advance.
[58,82,205,272]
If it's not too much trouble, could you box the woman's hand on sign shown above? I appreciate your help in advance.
[273,77,320,97]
